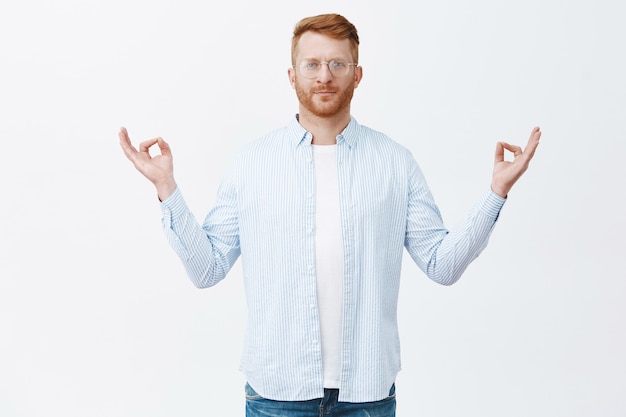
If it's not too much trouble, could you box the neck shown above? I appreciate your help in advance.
[298,107,350,145]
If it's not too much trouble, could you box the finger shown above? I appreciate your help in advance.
[500,141,523,157]
[523,126,541,158]
[119,127,139,159]
[494,141,505,163]
[118,127,131,147]
[139,138,159,154]
[156,137,172,158]
[119,126,128,141]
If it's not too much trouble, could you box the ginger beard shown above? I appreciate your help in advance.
[294,73,356,118]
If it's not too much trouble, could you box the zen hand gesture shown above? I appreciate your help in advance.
[491,127,542,198]
[119,127,177,201]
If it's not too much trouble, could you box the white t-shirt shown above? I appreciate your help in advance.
[312,144,344,389]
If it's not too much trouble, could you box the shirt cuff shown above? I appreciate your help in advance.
[160,187,188,224]
[478,188,506,220]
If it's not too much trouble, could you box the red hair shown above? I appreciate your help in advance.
[291,14,360,64]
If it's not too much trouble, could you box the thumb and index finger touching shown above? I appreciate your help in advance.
[119,127,172,161]
[118,127,177,196]
[494,126,542,163]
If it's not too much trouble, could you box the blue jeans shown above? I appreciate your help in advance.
[245,383,396,417]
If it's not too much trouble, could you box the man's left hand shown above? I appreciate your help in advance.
[491,126,542,198]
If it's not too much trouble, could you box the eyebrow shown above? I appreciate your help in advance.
[301,57,352,62]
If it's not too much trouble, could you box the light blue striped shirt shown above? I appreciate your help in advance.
[160,115,505,402]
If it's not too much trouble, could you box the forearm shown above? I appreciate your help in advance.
[424,189,505,285]
[161,188,240,288]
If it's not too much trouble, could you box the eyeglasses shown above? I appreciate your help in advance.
[294,60,358,79]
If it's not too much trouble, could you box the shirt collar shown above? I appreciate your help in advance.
[287,114,311,147]
[288,114,360,148]
[338,116,359,149]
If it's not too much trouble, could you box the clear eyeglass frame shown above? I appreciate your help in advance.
[294,60,358,79]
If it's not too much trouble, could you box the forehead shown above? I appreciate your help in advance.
[294,31,354,61]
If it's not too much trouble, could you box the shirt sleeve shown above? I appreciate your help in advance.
[160,170,241,288]
[404,159,505,285]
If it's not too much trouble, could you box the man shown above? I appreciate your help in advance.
[119,13,540,417]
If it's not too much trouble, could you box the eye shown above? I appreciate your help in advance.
[330,61,347,69]
[304,62,319,70]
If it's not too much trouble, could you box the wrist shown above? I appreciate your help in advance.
[156,179,177,202]
[490,183,509,199]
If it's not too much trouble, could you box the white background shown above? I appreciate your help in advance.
[1,0,624,416]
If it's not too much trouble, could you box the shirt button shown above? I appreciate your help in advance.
[312,339,318,345]
[307,228,313,234]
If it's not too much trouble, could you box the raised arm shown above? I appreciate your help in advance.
[119,127,178,201]
[406,126,542,285]
[118,127,240,288]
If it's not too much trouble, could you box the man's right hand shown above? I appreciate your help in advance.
[119,127,177,201]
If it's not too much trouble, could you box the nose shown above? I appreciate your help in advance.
[316,63,333,82]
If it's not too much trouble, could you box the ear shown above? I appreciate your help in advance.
[353,66,363,88]
[288,67,296,89]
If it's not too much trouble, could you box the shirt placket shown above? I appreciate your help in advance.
[336,135,355,397]
[299,133,325,387]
